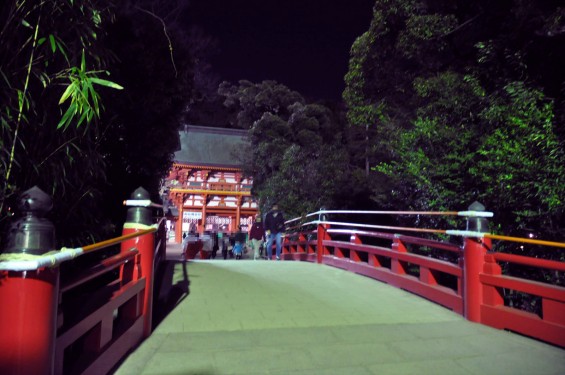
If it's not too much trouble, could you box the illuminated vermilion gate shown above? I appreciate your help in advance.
[165,163,258,242]
[162,125,259,241]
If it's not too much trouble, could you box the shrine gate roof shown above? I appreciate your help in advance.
[174,125,249,168]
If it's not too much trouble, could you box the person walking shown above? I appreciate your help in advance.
[233,227,247,260]
[264,203,285,260]
[249,216,265,260]
[210,232,219,259]
[220,232,229,260]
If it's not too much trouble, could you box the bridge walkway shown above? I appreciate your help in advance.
[113,244,565,375]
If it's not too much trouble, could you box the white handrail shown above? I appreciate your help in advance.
[285,209,493,225]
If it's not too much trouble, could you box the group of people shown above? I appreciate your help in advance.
[181,203,286,260]
[248,203,286,260]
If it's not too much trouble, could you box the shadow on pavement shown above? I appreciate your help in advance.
[152,259,191,330]
[108,259,192,375]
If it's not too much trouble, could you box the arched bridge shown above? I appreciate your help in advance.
[0,187,564,374]
[115,254,565,374]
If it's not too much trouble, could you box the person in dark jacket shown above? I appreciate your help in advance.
[210,232,219,259]
[249,216,265,260]
[264,203,285,260]
[220,232,229,260]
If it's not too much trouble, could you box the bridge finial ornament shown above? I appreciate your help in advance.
[466,201,488,234]
[3,186,55,255]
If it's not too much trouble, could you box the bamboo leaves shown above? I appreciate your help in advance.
[49,34,56,53]
[57,51,123,130]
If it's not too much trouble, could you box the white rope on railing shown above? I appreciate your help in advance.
[123,199,163,208]
[0,223,160,272]
[445,230,488,237]
[0,247,84,272]
[456,211,494,218]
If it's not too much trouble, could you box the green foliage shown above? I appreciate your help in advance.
[375,112,476,213]
[344,0,565,241]
[343,32,373,114]
[219,80,304,129]
[57,51,124,130]
[0,0,195,247]
[396,14,458,60]
[472,83,565,232]
[254,144,350,217]
[0,0,120,245]
[218,80,352,217]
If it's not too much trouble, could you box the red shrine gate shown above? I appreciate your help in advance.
[162,126,258,243]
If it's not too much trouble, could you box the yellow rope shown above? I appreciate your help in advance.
[485,234,565,249]
[82,227,156,253]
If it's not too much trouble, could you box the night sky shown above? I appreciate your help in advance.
[184,0,375,101]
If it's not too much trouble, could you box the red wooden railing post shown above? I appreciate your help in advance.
[298,232,306,254]
[350,234,362,262]
[121,187,155,338]
[368,231,381,267]
[463,201,491,323]
[0,187,58,375]
[482,255,504,307]
[316,224,329,264]
[282,233,290,256]
[0,269,59,375]
[391,235,407,275]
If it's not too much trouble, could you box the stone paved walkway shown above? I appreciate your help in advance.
[113,243,565,375]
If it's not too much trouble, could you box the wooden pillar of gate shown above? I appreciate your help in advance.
[200,195,207,234]
[235,196,242,230]
[176,204,183,244]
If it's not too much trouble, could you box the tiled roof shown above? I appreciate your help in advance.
[174,125,249,167]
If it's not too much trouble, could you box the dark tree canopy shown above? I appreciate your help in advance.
[344,0,565,241]
[216,80,361,217]
[99,2,194,226]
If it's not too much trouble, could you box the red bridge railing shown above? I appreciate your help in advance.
[0,186,166,375]
[281,207,565,348]
[480,247,565,347]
